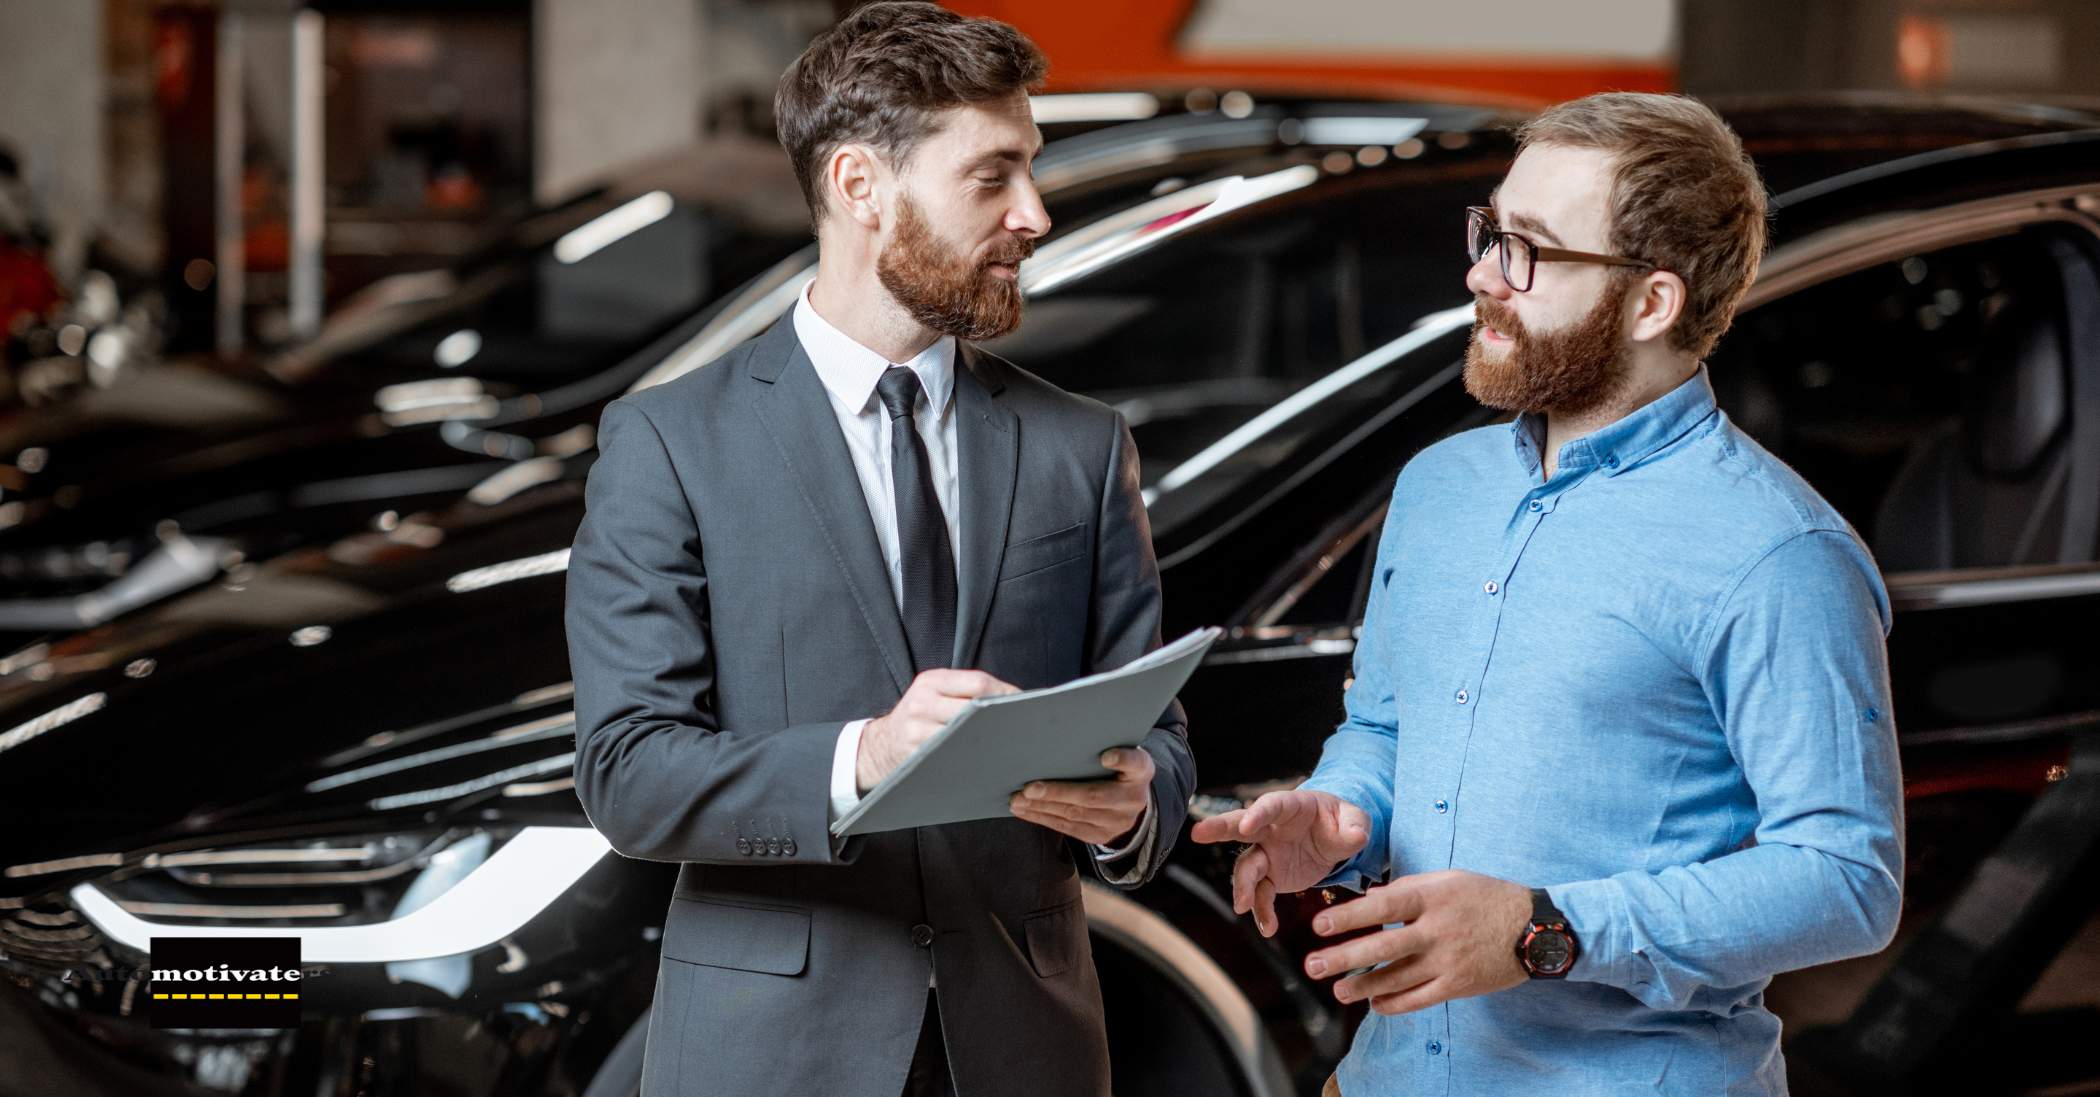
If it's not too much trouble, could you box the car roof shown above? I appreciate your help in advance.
[1706,93,2100,198]
[1038,89,2100,207]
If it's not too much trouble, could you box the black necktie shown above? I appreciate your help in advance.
[877,366,958,673]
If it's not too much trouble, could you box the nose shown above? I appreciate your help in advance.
[1007,177,1051,240]
[1466,246,1512,299]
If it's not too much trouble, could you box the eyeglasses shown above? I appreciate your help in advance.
[1466,206,1654,292]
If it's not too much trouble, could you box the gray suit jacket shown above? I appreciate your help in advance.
[564,316,1196,1097]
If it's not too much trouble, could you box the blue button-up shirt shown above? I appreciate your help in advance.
[1303,366,1904,1096]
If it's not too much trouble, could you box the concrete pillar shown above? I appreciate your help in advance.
[0,0,106,278]
[533,0,708,204]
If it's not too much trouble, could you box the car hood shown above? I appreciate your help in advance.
[0,462,593,900]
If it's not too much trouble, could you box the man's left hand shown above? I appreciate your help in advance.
[1010,747,1153,845]
[1303,869,1533,1014]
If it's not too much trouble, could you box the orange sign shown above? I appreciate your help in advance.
[944,0,1674,106]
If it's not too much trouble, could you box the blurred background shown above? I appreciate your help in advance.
[2,0,2094,370]
[3,3,2099,1096]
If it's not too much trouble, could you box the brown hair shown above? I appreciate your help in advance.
[1515,92,1768,360]
[774,2,1047,227]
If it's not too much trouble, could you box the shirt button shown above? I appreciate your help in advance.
[1483,580,1498,595]
[1454,689,1469,705]
[1864,707,1881,723]
[911,924,936,948]
[1433,799,1449,814]
[1427,1040,1443,1056]
[1529,500,1544,513]
[1606,455,1620,469]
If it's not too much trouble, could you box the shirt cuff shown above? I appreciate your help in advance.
[829,719,869,825]
[1546,876,1642,994]
[1088,791,1157,886]
[1091,792,1154,861]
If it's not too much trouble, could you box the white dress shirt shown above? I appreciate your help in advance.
[792,284,1152,878]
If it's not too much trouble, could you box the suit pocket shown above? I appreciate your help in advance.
[1022,896,1085,978]
[661,896,810,976]
[999,522,1087,584]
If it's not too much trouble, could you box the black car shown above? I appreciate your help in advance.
[3,97,2098,1097]
[0,98,1504,650]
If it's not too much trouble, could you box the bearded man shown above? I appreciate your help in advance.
[562,5,1194,1096]
[1194,92,1904,1096]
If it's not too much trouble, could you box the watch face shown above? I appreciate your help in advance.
[1528,929,1573,974]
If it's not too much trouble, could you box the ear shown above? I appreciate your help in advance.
[1626,269,1687,346]
[825,143,885,230]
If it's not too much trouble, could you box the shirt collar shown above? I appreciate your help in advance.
[792,280,955,418]
[1511,363,1720,479]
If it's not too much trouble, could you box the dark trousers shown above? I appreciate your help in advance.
[903,991,955,1097]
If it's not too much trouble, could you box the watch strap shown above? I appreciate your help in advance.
[1530,886,1566,925]
[1517,887,1578,978]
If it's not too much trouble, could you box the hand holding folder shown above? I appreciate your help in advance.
[832,627,1221,838]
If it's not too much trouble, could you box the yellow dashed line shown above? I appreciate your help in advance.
[155,991,300,1001]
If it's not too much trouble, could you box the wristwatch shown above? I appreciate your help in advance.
[1515,887,1579,978]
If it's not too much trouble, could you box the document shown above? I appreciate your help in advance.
[831,627,1222,837]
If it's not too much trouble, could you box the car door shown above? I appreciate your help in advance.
[1703,186,2100,901]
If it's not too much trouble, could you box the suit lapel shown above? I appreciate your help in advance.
[747,317,915,694]
[951,343,1017,669]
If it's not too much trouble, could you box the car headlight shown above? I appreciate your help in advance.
[62,825,608,964]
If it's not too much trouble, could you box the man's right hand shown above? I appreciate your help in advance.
[1190,789,1371,937]
[857,669,1019,792]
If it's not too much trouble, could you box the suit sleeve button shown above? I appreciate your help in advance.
[735,838,753,856]
[782,839,798,857]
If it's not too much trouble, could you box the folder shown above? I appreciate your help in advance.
[831,627,1221,837]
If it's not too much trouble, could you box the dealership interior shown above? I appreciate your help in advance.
[3,1,2100,1095]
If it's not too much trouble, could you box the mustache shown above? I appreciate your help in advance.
[1474,294,1524,339]
[983,236,1037,268]
[1475,294,1529,338]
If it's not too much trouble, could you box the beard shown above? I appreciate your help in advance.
[876,195,1034,342]
[1463,277,1633,417]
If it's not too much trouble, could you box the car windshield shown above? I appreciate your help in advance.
[987,134,1513,537]
[281,138,815,394]
[308,195,809,393]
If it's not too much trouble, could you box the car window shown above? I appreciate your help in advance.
[1707,225,2100,573]
[987,141,1510,540]
[326,198,809,392]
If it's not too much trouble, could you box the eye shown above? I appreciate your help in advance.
[974,175,1004,188]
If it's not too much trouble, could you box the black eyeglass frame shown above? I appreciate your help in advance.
[1466,206,1656,292]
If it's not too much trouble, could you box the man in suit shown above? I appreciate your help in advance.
[563,5,1196,1096]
